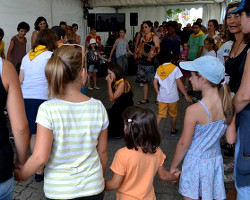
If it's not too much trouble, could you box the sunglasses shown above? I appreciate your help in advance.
[62,44,85,69]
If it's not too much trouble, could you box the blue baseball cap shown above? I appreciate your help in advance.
[180,56,225,84]
[228,0,250,14]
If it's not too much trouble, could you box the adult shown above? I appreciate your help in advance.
[31,16,48,48]
[227,1,250,199]
[204,19,220,55]
[0,28,5,59]
[19,29,58,182]
[187,22,206,61]
[59,21,67,30]
[68,23,81,45]
[85,27,102,50]
[135,20,160,104]
[196,18,207,34]
[106,64,133,138]
[161,21,181,63]
[153,21,159,33]
[0,58,29,200]
[181,23,192,43]
[51,26,67,47]
[7,22,30,73]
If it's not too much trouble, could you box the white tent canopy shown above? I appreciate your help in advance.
[0,0,230,53]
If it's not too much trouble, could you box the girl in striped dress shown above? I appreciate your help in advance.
[15,45,109,200]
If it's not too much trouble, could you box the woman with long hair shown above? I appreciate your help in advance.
[31,16,48,48]
[19,29,58,182]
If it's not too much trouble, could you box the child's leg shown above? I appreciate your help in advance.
[158,102,167,127]
[88,71,93,87]
[170,117,177,132]
[93,72,97,87]
[169,102,178,132]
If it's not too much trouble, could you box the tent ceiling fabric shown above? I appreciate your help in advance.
[89,0,224,7]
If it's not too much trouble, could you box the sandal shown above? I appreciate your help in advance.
[137,99,149,105]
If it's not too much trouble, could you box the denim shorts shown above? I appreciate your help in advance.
[0,176,14,200]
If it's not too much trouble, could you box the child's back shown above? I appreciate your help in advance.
[110,147,165,200]
[155,63,182,103]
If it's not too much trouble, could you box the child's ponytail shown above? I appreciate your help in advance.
[219,81,235,125]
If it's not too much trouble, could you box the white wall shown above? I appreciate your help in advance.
[0,0,84,53]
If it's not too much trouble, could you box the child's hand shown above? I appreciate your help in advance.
[106,75,113,84]
[14,168,26,182]
[184,94,193,103]
[172,171,181,182]
[108,58,111,63]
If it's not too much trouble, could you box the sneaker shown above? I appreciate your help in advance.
[224,163,234,171]
[88,87,93,90]
[224,174,234,183]
[139,83,143,87]
[170,129,178,137]
[94,86,100,90]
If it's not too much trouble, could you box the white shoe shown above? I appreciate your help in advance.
[88,87,93,90]
[94,86,100,90]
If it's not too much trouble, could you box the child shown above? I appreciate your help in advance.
[15,45,109,200]
[203,37,217,57]
[106,64,134,138]
[179,42,190,90]
[170,56,236,200]
[108,28,133,75]
[105,106,180,199]
[153,50,192,136]
[86,38,108,90]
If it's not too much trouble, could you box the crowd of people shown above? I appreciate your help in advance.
[0,0,250,199]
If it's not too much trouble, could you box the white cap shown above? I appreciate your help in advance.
[89,38,96,45]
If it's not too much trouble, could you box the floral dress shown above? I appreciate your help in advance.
[180,100,227,200]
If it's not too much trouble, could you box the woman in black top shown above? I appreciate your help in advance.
[0,58,29,199]
[225,2,250,196]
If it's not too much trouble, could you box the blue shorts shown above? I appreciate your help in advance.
[0,176,14,200]
[24,99,46,134]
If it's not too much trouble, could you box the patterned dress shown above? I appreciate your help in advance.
[180,100,227,200]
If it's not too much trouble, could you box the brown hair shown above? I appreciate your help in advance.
[204,37,218,52]
[122,106,161,154]
[45,45,84,98]
[32,29,58,51]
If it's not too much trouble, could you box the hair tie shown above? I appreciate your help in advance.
[221,80,226,85]
[127,119,133,123]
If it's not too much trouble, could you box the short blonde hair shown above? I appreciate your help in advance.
[45,45,85,98]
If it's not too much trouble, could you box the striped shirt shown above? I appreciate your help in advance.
[36,98,109,199]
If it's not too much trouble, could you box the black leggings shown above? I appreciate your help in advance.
[46,191,104,200]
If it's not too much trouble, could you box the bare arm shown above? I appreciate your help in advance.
[233,52,250,113]
[7,40,14,61]
[97,128,108,177]
[134,33,141,59]
[170,105,197,170]
[153,78,159,95]
[105,172,124,190]
[153,35,160,55]
[19,69,24,84]
[31,31,37,48]
[176,78,192,103]
[15,124,53,181]
[196,46,203,58]
[3,60,29,167]
[106,77,125,102]
[98,52,108,62]
[157,165,180,181]
[225,114,236,144]
[108,39,118,62]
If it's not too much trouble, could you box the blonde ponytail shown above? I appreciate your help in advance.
[219,83,235,125]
